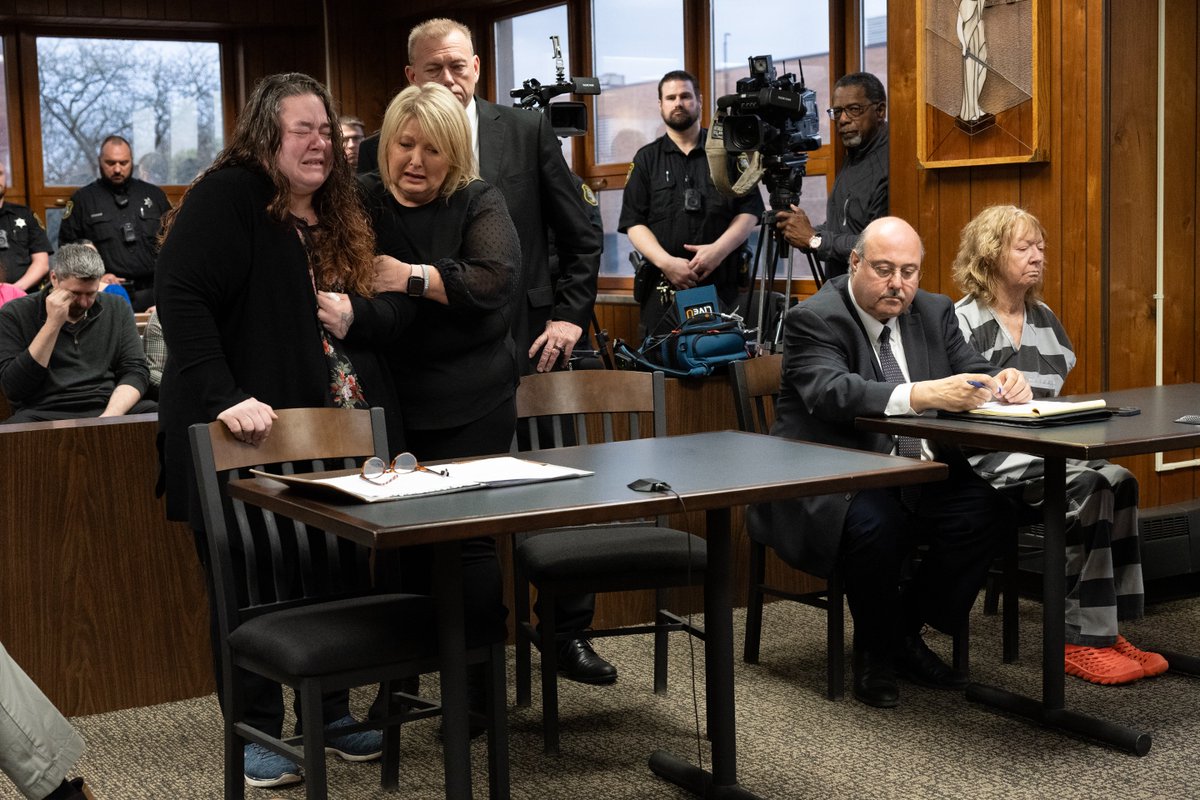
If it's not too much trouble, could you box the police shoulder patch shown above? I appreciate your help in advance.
[62,200,73,220]
[581,183,598,207]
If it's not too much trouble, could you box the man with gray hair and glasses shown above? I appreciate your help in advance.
[0,242,151,423]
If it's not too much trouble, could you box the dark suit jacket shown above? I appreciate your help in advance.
[357,133,379,174]
[474,98,601,361]
[748,273,997,577]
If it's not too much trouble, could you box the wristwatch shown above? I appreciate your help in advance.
[406,264,428,297]
[808,234,822,251]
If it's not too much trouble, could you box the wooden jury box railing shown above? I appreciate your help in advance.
[0,413,212,715]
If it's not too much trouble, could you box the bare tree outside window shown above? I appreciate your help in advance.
[38,37,223,186]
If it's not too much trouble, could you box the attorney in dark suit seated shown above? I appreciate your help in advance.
[749,216,1033,708]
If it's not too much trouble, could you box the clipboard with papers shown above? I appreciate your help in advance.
[251,455,593,504]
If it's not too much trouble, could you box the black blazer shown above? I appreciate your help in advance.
[474,98,601,358]
[748,273,996,576]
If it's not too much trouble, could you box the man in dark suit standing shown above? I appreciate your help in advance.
[750,216,1032,708]
[398,18,612,684]
[403,18,602,376]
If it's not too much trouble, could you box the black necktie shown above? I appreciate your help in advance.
[877,326,922,461]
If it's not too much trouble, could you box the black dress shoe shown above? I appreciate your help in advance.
[853,651,899,708]
[894,635,969,689]
[557,638,618,685]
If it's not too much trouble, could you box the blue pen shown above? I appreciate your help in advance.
[967,379,1003,396]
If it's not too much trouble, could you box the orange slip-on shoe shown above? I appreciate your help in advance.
[1111,635,1169,678]
[1064,643,1144,685]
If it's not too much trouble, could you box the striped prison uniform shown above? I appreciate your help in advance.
[954,296,1144,646]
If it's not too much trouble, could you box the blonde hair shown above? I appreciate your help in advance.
[408,18,474,63]
[952,205,1046,308]
[378,83,478,200]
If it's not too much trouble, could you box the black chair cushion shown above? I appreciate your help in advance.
[517,526,706,584]
[228,594,437,677]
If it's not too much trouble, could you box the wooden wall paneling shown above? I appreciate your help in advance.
[323,0,403,131]
[236,25,325,100]
[1106,0,1158,393]
[1081,0,1104,395]
[1156,1,1200,506]
[118,0,148,22]
[0,417,212,716]
[594,299,639,347]
[888,1,918,227]
[1194,6,1200,503]
[1034,0,1071,391]
[969,164,1022,218]
[1162,0,1198,389]
[65,1,104,18]
[930,170,971,292]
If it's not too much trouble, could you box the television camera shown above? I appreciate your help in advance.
[509,35,600,137]
[706,55,824,351]
[709,54,821,210]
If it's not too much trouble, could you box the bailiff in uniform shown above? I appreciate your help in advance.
[58,135,170,311]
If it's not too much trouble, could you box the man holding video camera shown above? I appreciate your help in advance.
[620,70,764,340]
[776,72,888,279]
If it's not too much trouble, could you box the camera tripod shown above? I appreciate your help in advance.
[742,207,824,353]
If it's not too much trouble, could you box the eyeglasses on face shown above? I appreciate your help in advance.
[859,257,920,282]
[825,102,879,120]
[360,452,448,484]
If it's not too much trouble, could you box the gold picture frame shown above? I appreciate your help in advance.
[917,0,1048,168]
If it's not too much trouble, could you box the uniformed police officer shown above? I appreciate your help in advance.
[619,69,764,340]
[0,164,53,293]
[58,135,170,311]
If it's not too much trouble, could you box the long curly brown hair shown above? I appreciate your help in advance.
[160,72,375,297]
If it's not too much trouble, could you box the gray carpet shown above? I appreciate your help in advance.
[20,597,1200,799]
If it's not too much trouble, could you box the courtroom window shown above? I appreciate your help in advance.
[862,0,888,96]
[37,37,224,187]
[494,5,575,164]
[591,0,685,166]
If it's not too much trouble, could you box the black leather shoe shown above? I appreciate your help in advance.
[894,635,969,689]
[853,650,899,708]
[557,638,618,685]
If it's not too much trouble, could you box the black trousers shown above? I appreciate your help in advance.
[840,461,1011,657]
[379,398,516,645]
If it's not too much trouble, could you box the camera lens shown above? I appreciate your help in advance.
[725,116,765,151]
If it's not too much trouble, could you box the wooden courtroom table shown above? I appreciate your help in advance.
[230,430,947,800]
[859,384,1200,756]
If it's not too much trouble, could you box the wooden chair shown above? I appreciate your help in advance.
[189,407,507,799]
[730,354,847,699]
[510,370,706,754]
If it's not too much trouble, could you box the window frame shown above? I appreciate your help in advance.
[475,0,876,293]
[2,24,236,239]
